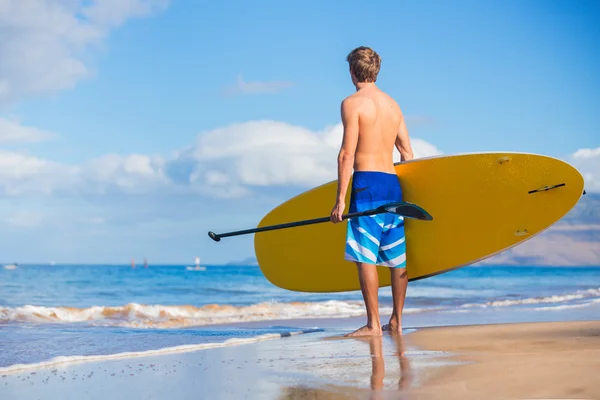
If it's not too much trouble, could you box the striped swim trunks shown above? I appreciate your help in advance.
[344,171,406,268]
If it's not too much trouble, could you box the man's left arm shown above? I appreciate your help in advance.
[395,112,414,162]
[331,98,359,223]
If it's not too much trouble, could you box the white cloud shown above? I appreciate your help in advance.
[408,138,443,160]
[0,120,443,198]
[0,150,166,196]
[83,0,170,27]
[190,121,341,186]
[569,146,600,192]
[0,117,55,143]
[222,74,293,96]
[573,147,600,159]
[0,150,76,195]
[84,153,167,192]
[175,120,443,197]
[0,0,170,107]
[6,210,44,228]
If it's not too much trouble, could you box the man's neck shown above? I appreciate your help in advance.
[354,81,377,91]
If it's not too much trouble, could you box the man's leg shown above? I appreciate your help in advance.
[383,267,407,332]
[344,262,382,337]
[343,172,387,337]
[378,189,407,333]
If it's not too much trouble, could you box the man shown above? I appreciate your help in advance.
[330,46,414,337]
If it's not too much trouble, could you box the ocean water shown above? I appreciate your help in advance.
[1,264,599,372]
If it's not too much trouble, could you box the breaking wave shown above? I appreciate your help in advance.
[0,300,407,328]
[2,287,598,329]
[460,288,600,309]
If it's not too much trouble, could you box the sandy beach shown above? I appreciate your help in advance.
[2,317,599,400]
[407,320,600,400]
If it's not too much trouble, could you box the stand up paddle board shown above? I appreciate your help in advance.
[252,152,585,293]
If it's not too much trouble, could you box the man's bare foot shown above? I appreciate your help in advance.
[343,325,382,337]
[382,321,402,333]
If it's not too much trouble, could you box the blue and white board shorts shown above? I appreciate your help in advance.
[345,171,406,268]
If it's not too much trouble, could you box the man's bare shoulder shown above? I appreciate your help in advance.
[340,93,364,113]
[377,89,402,110]
[342,92,365,104]
[341,91,375,110]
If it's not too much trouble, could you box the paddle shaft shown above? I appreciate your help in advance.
[209,207,383,241]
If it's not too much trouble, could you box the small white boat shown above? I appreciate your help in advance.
[186,256,206,271]
[186,266,206,271]
[4,264,17,270]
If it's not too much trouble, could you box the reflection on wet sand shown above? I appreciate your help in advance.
[366,334,412,399]
[278,333,412,400]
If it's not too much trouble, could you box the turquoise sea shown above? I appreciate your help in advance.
[1,264,599,371]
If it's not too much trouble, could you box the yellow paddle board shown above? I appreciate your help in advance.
[253,152,585,293]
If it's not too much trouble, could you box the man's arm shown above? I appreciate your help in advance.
[395,114,414,161]
[331,98,359,222]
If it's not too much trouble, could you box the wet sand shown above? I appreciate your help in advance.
[1,320,599,399]
[406,320,600,400]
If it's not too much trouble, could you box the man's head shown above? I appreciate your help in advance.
[346,46,381,84]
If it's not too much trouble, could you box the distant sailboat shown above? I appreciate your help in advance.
[186,256,206,271]
[3,262,17,270]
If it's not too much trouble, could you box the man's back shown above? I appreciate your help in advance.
[347,86,402,174]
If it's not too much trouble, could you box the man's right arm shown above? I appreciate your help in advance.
[395,114,414,161]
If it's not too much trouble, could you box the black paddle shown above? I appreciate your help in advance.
[208,200,433,242]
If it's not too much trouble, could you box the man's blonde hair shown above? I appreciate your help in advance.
[346,46,381,83]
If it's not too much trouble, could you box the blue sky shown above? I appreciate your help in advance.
[0,0,598,265]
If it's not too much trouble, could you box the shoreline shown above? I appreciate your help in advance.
[1,319,599,399]
[2,299,600,375]
[0,328,325,375]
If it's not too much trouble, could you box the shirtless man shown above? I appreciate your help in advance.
[330,46,414,337]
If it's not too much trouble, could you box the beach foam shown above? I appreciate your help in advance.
[2,287,599,328]
[0,300,403,328]
[460,287,600,309]
[532,298,600,311]
[0,327,324,374]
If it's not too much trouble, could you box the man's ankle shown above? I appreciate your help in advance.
[367,321,382,330]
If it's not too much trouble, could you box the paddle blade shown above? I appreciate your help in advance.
[382,201,433,221]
